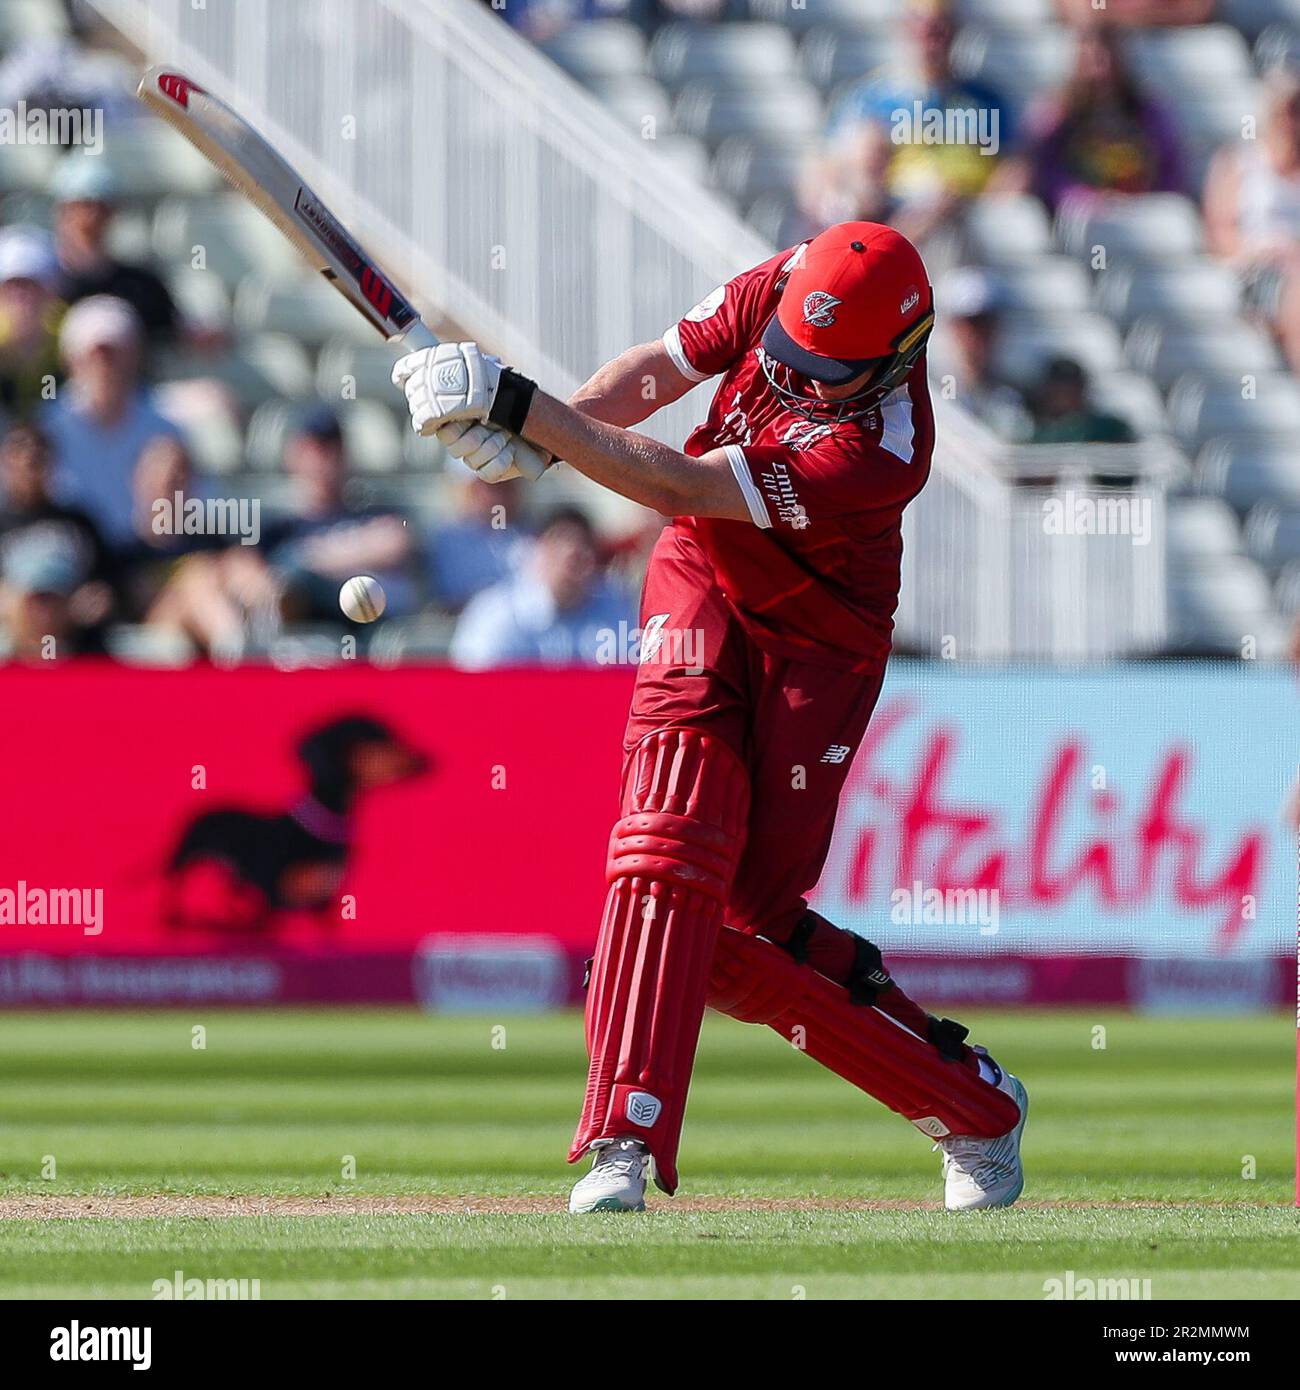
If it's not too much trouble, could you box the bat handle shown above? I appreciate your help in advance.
[399,321,440,352]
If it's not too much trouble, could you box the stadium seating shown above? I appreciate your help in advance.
[513,6,1300,656]
[4,0,1294,662]
[1095,263,1242,329]
[1196,437,1300,512]
[542,21,648,83]
[1172,375,1300,452]
[951,24,1075,105]
[1245,501,1300,573]
[745,0,901,33]
[0,0,68,42]
[1220,0,1300,40]
[1166,495,1244,563]
[1167,553,1284,655]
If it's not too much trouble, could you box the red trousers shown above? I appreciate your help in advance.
[626,528,885,942]
[570,528,1020,1189]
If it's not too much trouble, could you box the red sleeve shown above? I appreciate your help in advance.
[722,432,927,533]
[663,245,803,383]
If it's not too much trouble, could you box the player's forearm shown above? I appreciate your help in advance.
[521,390,742,520]
[567,340,692,428]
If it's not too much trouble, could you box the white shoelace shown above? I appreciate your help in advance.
[937,1137,1005,1187]
[591,1140,647,1179]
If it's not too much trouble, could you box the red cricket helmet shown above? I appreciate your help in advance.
[760,221,935,417]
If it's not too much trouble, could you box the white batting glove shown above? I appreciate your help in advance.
[391,341,504,435]
[435,419,553,484]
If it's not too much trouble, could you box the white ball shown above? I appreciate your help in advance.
[339,575,387,623]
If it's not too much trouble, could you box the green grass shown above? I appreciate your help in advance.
[0,1009,1294,1298]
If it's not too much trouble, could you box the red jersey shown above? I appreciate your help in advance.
[661,244,935,670]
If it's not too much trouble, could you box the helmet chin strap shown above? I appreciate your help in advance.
[757,349,891,424]
[757,308,933,424]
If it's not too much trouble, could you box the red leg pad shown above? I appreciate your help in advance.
[570,729,749,1193]
[708,928,1020,1140]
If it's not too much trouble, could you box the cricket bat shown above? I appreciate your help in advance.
[136,65,551,477]
[137,65,436,351]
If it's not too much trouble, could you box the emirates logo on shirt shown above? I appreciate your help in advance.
[761,461,810,529]
[802,291,841,328]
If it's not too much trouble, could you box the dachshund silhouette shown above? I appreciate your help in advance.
[165,714,430,934]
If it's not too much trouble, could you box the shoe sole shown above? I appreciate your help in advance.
[571,1196,646,1214]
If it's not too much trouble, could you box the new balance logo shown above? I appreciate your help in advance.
[820,745,852,765]
[625,1092,662,1127]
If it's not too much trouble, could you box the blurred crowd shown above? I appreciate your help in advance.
[503,0,1300,442]
[2,0,1298,663]
[0,338,642,666]
[0,5,648,668]
[795,1,1298,439]
[0,195,641,666]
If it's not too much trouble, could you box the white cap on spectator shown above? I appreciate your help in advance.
[51,155,120,205]
[0,226,58,290]
[59,294,143,359]
[1,526,90,596]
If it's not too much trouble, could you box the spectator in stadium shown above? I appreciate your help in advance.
[1055,0,1213,25]
[0,420,114,649]
[826,0,1012,222]
[0,421,111,591]
[1009,24,1184,215]
[427,466,530,613]
[1203,70,1300,375]
[0,226,64,422]
[0,525,99,662]
[110,435,276,659]
[51,156,180,343]
[781,138,895,249]
[260,404,420,624]
[785,124,960,252]
[44,295,183,548]
[1027,357,1135,446]
[0,37,137,130]
[111,435,219,615]
[489,0,661,43]
[931,268,1032,439]
[450,505,634,669]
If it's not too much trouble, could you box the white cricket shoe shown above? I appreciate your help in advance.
[568,1138,649,1213]
[938,1068,1028,1211]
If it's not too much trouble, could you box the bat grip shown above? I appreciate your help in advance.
[400,321,440,351]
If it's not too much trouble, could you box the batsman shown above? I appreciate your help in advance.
[393,221,1028,1213]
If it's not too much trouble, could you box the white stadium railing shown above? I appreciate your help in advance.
[902,405,1173,660]
[84,0,767,451]
[86,0,1169,658]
